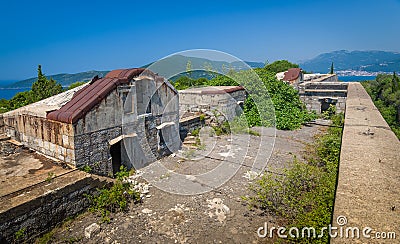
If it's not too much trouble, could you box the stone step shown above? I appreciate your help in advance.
[183,140,197,145]
[0,135,10,141]
[7,139,23,146]
[182,145,198,149]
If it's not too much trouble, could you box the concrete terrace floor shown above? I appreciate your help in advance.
[0,141,73,198]
[48,124,324,243]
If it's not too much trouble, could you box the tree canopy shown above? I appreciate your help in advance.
[363,73,400,138]
[0,65,64,113]
[172,67,315,130]
[31,65,63,102]
[264,60,299,74]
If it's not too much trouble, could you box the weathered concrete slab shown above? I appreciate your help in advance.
[0,144,72,197]
[332,83,400,243]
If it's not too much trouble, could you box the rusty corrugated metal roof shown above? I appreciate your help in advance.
[283,68,302,81]
[46,68,163,124]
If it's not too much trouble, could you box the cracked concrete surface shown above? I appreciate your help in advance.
[48,124,323,243]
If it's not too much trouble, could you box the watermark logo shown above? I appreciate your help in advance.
[257,215,396,240]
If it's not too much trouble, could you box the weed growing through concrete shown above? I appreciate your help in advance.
[86,166,141,223]
[14,228,26,241]
[45,172,56,183]
[80,165,92,173]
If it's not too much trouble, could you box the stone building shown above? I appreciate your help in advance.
[179,86,246,121]
[1,68,180,175]
[298,82,348,114]
[298,73,346,114]
[277,68,347,114]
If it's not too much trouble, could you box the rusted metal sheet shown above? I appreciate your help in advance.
[283,68,301,81]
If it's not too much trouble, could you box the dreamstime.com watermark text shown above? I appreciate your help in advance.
[257,216,396,240]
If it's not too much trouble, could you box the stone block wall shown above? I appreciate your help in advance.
[179,90,246,121]
[299,82,348,114]
[74,126,121,175]
[2,115,75,164]
[300,93,347,113]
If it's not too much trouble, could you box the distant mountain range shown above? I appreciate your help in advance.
[143,55,264,80]
[3,56,264,88]
[299,50,400,74]
[5,50,400,88]
[4,70,109,88]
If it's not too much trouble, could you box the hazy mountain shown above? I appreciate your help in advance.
[5,70,109,88]
[5,56,264,88]
[144,54,264,79]
[300,50,400,73]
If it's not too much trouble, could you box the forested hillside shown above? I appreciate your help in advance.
[363,73,400,139]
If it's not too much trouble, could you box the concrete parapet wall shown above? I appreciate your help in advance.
[0,171,109,243]
[331,82,400,243]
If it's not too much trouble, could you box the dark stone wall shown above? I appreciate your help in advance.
[74,126,121,176]
[0,175,107,243]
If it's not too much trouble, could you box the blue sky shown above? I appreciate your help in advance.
[1,0,399,80]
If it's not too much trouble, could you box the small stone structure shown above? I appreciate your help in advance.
[303,73,338,83]
[179,86,246,121]
[299,81,348,114]
[1,68,180,175]
[277,69,347,114]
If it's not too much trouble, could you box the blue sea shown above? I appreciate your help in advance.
[338,76,376,82]
[0,80,30,100]
[0,87,31,99]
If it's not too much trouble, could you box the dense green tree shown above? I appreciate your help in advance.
[68,81,87,90]
[8,91,33,110]
[330,62,334,74]
[363,73,400,139]
[264,60,299,74]
[172,76,208,90]
[0,65,64,113]
[31,65,63,102]
[185,68,315,130]
[186,60,192,79]
[0,98,10,113]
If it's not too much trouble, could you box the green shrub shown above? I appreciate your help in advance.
[80,165,92,173]
[172,65,316,131]
[15,228,26,240]
[213,121,231,136]
[230,115,260,136]
[244,113,343,243]
[362,74,400,139]
[199,114,206,121]
[68,81,87,90]
[321,104,337,120]
[190,128,200,137]
[87,166,141,223]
